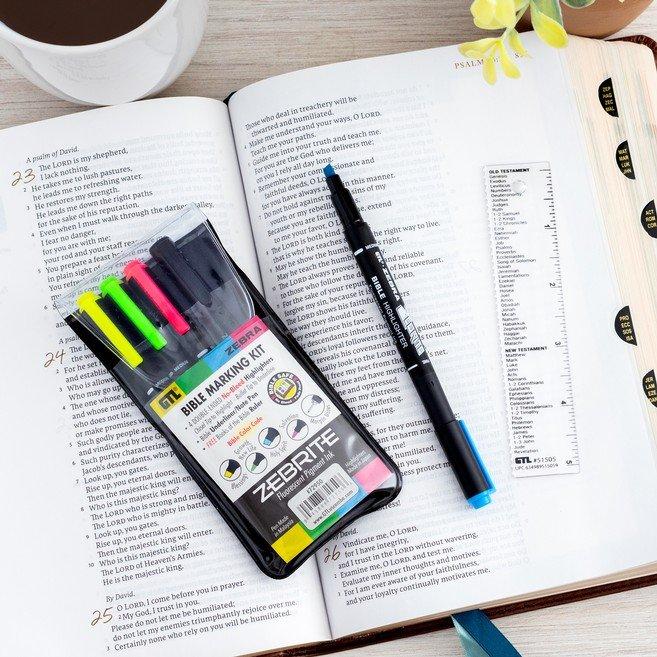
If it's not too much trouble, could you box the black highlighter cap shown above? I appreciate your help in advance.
[147,261,195,313]
[324,166,375,251]
[177,224,235,291]
[150,236,213,307]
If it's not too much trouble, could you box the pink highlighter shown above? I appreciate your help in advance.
[124,259,190,335]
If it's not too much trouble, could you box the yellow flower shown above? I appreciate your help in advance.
[458,32,525,85]
[458,37,498,59]
[508,29,528,57]
[483,49,498,84]
[470,0,518,30]
[531,4,568,48]
[499,42,521,78]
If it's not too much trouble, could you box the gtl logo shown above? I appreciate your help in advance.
[159,388,182,410]
[150,383,186,417]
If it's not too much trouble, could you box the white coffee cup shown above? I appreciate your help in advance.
[0,0,208,106]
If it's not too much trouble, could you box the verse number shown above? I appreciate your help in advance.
[11,168,36,187]
[322,545,341,564]
[91,607,113,627]
[44,349,66,368]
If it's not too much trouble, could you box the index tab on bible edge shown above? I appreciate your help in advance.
[484,162,580,477]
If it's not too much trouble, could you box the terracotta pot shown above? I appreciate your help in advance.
[518,0,652,39]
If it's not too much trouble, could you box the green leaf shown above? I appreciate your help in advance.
[560,0,596,7]
[530,0,564,24]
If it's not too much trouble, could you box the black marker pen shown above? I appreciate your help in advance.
[323,164,494,508]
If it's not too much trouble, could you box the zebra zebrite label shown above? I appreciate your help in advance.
[150,316,393,562]
[485,163,580,477]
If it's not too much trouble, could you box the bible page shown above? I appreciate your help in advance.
[0,97,330,656]
[228,35,657,636]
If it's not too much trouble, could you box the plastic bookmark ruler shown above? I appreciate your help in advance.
[484,162,579,477]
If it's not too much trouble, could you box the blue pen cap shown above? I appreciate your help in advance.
[458,419,495,509]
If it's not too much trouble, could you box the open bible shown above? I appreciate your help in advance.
[3,32,657,657]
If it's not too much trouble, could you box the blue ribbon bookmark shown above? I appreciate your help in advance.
[452,610,522,657]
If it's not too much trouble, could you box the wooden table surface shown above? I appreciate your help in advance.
[2,2,657,655]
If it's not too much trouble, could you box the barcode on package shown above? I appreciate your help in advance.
[289,463,358,529]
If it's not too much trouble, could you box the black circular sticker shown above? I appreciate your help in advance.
[267,372,302,405]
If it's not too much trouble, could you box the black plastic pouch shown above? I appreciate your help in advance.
[56,204,401,578]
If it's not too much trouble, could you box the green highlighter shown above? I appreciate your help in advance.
[99,275,167,350]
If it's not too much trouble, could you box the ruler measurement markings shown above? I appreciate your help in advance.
[485,162,579,477]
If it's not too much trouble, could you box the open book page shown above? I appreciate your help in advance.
[228,35,657,637]
[565,37,657,441]
[0,98,330,657]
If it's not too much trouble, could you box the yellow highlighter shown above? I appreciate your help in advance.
[77,291,143,368]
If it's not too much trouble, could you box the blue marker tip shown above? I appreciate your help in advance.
[468,491,492,509]
[323,163,335,177]
[459,420,495,509]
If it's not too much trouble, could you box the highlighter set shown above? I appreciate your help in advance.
[56,204,401,578]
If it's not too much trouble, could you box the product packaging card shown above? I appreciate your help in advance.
[56,204,402,578]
